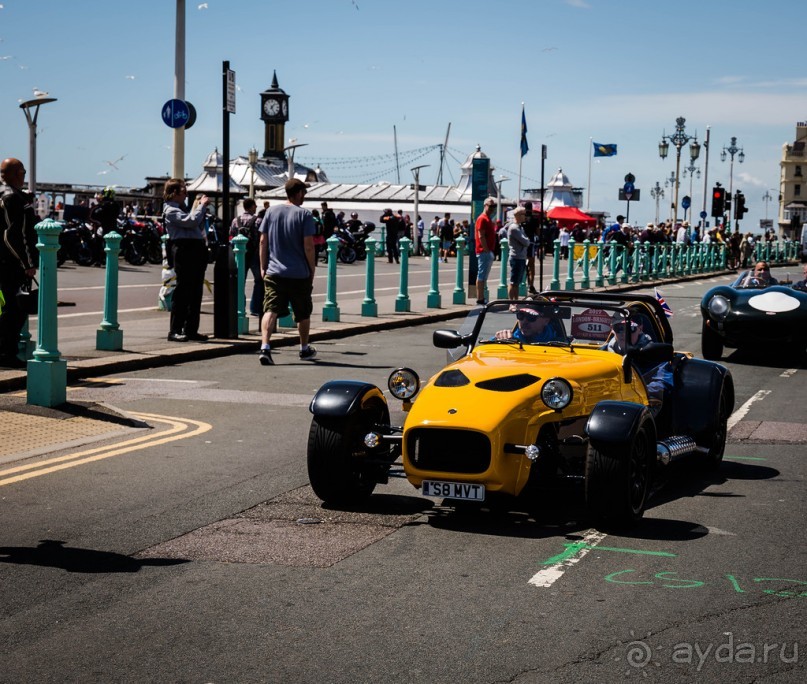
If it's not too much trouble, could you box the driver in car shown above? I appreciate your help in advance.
[740,261,777,288]
[494,304,561,343]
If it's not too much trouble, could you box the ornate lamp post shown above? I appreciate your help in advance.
[247,146,258,200]
[658,117,700,226]
[720,136,744,231]
[650,181,664,225]
[664,171,676,222]
[762,189,775,222]
[682,161,700,221]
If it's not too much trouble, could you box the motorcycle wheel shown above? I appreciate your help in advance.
[338,246,357,264]
[125,244,147,266]
[74,242,95,266]
[146,242,163,265]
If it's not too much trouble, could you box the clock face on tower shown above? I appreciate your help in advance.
[264,98,280,116]
[281,100,288,117]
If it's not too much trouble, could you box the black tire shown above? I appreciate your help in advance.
[701,321,723,360]
[146,242,163,265]
[701,390,729,470]
[57,248,67,267]
[585,418,654,525]
[124,244,147,266]
[338,246,357,264]
[73,242,95,266]
[307,402,387,506]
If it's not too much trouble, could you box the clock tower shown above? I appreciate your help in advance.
[260,70,290,160]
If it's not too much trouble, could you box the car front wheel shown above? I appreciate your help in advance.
[307,403,387,506]
[585,418,654,526]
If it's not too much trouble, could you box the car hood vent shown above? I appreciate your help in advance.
[475,373,540,392]
[434,369,471,387]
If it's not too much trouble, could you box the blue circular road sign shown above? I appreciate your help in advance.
[162,99,190,129]
[700,210,708,219]
[682,196,691,209]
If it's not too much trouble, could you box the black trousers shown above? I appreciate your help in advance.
[0,268,27,359]
[169,239,208,336]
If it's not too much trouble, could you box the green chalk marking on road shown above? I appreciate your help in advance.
[727,455,767,461]
[540,542,677,565]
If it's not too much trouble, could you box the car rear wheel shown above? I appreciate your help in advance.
[585,419,653,525]
[701,321,724,360]
[307,403,387,506]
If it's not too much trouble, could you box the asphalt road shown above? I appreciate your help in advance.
[1,272,805,683]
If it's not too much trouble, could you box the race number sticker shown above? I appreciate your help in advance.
[571,308,612,342]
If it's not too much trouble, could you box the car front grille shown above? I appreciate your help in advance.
[406,428,491,474]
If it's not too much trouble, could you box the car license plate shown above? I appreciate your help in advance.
[421,480,485,501]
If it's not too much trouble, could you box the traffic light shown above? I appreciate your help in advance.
[734,192,748,220]
[725,194,731,213]
[711,186,725,217]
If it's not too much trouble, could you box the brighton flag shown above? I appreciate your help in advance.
[520,106,529,157]
[655,288,673,318]
[593,142,617,157]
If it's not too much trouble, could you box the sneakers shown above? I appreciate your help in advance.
[258,348,274,366]
[299,346,318,361]
[167,332,188,342]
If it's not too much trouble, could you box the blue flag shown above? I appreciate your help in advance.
[593,142,617,157]
[520,106,529,157]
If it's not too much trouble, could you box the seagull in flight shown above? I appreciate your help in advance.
[104,155,126,170]
[198,2,208,8]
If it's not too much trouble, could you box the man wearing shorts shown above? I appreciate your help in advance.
[258,178,317,365]
[474,197,497,305]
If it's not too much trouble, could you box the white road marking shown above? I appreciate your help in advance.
[528,529,607,588]
[780,368,798,378]
[706,526,737,536]
[727,390,771,431]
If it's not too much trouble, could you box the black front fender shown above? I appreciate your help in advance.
[309,380,388,418]
[586,401,655,451]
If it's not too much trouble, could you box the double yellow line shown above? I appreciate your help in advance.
[0,411,211,487]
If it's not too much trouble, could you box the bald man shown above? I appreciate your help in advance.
[0,157,39,368]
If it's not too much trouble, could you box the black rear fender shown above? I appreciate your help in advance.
[672,359,734,437]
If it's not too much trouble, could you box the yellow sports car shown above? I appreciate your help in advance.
[307,292,734,524]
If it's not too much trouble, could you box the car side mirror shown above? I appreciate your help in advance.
[433,329,472,349]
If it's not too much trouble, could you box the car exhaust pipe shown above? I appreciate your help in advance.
[656,436,699,465]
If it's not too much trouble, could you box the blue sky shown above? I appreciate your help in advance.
[2,0,805,230]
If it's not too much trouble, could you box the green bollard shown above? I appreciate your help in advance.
[377,225,387,256]
[631,245,641,283]
[18,319,34,361]
[594,239,605,287]
[620,245,630,284]
[683,244,692,275]
[580,239,591,290]
[550,239,561,290]
[650,244,658,279]
[27,218,66,408]
[362,236,378,317]
[452,236,466,305]
[96,231,123,351]
[395,237,411,312]
[497,239,509,299]
[565,239,576,290]
[607,243,618,285]
[322,234,340,322]
[427,235,441,308]
[232,234,249,335]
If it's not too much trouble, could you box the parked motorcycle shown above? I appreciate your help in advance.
[117,218,148,265]
[336,221,375,264]
[57,220,96,266]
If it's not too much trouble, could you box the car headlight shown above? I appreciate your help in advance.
[388,367,420,400]
[707,294,730,319]
[541,378,573,410]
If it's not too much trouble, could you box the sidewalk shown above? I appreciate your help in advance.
[0,268,733,465]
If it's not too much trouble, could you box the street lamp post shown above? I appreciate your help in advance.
[19,95,57,195]
[650,181,664,225]
[720,136,744,232]
[762,189,774,221]
[664,171,676,222]
[283,141,308,181]
[247,146,258,200]
[411,164,429,256]
[658,117,700,226]
[494,175,510,224]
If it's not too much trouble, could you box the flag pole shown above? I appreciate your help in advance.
[586,137,592,212]
[517,102,525,203]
